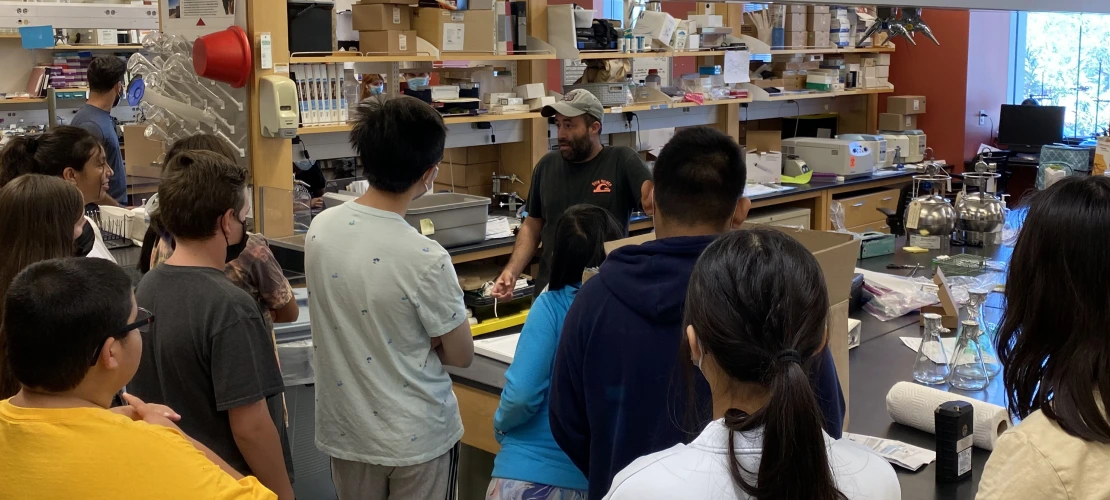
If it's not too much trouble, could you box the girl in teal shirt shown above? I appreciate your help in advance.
[487,205,623,500]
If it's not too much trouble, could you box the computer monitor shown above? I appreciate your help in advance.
[997,104,1066,152]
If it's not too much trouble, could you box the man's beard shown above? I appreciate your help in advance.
[559,135,594,162]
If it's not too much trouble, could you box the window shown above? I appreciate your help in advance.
[599,0,623,22]
[1013,12,1110,138]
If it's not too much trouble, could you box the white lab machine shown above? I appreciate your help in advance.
[781,138,876,178]
[881,133,911,165]
[259,75,299,138]
[904,130,928,162]
[838,133,889,169]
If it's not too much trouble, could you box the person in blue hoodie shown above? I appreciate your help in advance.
[487,204,625,500]
[549,126,846,500]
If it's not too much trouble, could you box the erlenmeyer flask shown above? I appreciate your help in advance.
[913,313,951,384]
[967,290,1001,378]
[949,320,990,390]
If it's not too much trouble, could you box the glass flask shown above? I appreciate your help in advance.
[966,290,1001,378]
[913,313,951,385]
[949,320,990,391]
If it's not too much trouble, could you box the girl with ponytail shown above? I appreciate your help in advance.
[604,228,899,500]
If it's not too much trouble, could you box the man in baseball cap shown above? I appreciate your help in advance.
[491,88,651,298]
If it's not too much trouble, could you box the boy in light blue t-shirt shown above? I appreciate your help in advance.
[305,96,474,500]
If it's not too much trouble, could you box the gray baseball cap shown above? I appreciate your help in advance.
[542,89,605,122]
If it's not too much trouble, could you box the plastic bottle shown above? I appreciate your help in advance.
[625,74,636,105]
[645,69,662,89]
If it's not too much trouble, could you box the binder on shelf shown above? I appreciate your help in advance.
[338,64,348,123]
[326,63,339,123]
[305,64,318,124]
[294,64,310,126]
[315,65,330,124]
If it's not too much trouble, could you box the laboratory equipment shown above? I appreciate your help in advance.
[838,133,889,169]
[904,130,927,163]
[912,312,951,385]
[781,157,812,184]
[881,133,910,165]
[259,75,298,138]
[966,290,1001,378]
[781,138,875,178]
[905,164,956,250]
[935,401,974,483]
[949,320,990,391]
[955,172,1005,246]
[997,104,1066,152]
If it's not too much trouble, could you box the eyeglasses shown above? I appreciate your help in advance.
[89,308,155,366]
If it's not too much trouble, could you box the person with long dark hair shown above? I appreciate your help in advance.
[0,125,116,262]
[978,176,1110,498]
[0,175,86,399]
[605,229,899,499]
[487,205,624,500]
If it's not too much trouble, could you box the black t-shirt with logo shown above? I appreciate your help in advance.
[525,146,651,291]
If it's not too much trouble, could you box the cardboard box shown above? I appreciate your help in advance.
[123,124,165,176]
[747,129,782,153]
[876,66,890,78]
[784,75,807,90]
[443,145,499,165]
[514,83,545,100]
[786,30,807,48]
[753,79,785,89]
[808,5,831,14]
[352,4,412,31]
[527,95,555,111]
[688,14,723,28]
[1094,136,1110,176]
[879,113,917,132]
[888,95,927,115]
[413,7,497,53]
[787,4,807,14]
[784,12,806,32]
[863,66,877,79]
[808,31,831,48]
[441,160,498,187]
[633,11,677,44]
[807,13,831,32]
[359,30,417,55]
[602,226,859,426]
[861,56,877,67]
[877,53,892,65]
[746,150,783,183]
[469,0,496,9]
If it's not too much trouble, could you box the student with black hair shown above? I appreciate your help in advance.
[128,151,294,500]
[305,96,474,500]
[71,55,128,205]
[549,126,846,500]
[488,204,624,500]
[0,125,117,262]
[0,257,277,499]
[978,176,1110,498]
[604,229,898,499]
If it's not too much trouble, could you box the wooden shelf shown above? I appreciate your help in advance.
[0,33,19,39]
[764,46,896,56]
[48,45,143,51]
[0,98,46,105]
[606,98,752,113]
[290,52,555,64]
[761,87,894,102]
[577,50,673,60]
[296,112,543,135]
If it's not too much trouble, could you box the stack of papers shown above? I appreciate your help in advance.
[486,217,513,240]
[474,333,520,364]
[744,184,796,197]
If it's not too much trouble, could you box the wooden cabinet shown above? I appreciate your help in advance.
[847,220,891,234]
[839,188,900,228]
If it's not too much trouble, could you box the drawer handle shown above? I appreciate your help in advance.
[852,202,865,207]
[882,197,894,201]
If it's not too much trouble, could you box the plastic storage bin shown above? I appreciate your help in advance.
[404,193,490,248]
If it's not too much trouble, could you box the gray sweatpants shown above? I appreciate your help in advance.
[331,442,460,500]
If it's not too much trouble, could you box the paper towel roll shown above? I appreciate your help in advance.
[885,381,1011,450]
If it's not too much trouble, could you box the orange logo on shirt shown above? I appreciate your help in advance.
[592,179,613,193]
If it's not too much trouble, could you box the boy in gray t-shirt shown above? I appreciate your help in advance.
[306,96,474,500]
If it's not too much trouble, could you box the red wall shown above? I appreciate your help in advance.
[963,10,1012,159]
[883,10,971,167]
[883,9,1013,169]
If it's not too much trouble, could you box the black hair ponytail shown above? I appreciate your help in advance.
[0,136,40,187]
[685,228,843,500]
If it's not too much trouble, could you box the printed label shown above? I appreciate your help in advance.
[909,234,942,250]
[913,99,921,111]
[393,6,401,24]
[443,23,465,51]
[957,447,971,475]
[399,34,407,51]
[905,200,922,230]
[451,11,465,21]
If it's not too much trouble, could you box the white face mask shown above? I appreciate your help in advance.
[414,166,439,200]
[693,340,705,372]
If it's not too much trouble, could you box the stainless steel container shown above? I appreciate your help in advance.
[905,164,956,250]
[956,173,1005,245]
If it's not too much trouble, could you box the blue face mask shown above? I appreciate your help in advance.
[369,84,384,95]
[407,77,429,88]
[294,159,315,171]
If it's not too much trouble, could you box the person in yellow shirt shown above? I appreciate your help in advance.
[0,257,275,500]
[977,176,1110,499]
